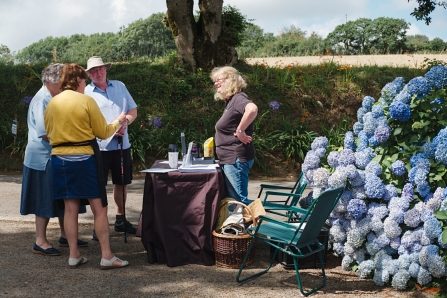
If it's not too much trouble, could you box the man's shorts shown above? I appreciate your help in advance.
[101,148,133,185]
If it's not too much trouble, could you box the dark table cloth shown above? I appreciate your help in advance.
[141,160,226,267]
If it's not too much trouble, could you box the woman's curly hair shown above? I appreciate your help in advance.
[59,63,88,91]
[210,66,247,100]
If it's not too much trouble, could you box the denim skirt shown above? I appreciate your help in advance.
[51,155,100,204]
[20,161,64,218]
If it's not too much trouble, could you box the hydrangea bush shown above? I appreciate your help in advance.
[301,65,447,290]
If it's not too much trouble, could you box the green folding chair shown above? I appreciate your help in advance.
[236,186,344,296]
[259,172,307,218]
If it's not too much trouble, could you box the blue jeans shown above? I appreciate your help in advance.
[221,158,254,204]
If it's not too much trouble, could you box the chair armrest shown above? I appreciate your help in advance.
[257,184,293,198]
[262,191,302,205]
[288,205,308,214]
[257,214,297,229]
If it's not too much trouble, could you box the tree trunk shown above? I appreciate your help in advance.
[165,0,236,71]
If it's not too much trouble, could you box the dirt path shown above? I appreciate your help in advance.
[0,220,417,298]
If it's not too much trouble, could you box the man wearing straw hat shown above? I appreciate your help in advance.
[84,56,138,239]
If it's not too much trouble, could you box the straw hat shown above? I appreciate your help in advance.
[86,56,112,72]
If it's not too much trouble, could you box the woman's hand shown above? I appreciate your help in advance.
[234,130,252,144]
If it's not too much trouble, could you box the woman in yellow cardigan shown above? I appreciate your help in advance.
[44,63,128,270]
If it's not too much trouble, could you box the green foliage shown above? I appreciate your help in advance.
[325,17,410,54]
[221,5,251,48]
[409,0,447,25]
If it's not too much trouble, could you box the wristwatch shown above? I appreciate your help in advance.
[237,129,244,133]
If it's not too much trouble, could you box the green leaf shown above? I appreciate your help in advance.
[434,210,447,220]
[394,127,402,136]
[442,230,447,245]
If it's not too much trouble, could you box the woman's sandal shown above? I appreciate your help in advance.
[68,256,88,269]
[100,256,129,270]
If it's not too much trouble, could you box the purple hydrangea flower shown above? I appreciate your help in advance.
[311,136,328,150]
[374,125,391,143]
[268,101,280,111]
[23,96,33,105]
[148,116,162,128]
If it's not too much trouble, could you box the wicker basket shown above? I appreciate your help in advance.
[213,201,257,269]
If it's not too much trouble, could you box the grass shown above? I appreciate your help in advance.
[0,54,436,177]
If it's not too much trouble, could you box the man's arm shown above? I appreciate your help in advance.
[125,108,137,125]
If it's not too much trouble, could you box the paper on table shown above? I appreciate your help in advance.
[140,168,178,173]
[178,164,217,173]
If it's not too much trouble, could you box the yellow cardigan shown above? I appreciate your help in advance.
[44,90,120,156]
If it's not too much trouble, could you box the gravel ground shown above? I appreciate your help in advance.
[0,220,421,298]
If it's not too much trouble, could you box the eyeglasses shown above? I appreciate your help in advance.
[214,78,225,84]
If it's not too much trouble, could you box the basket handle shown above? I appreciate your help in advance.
[217,200,257,227]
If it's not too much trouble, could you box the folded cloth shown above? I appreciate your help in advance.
[221,219,246,236]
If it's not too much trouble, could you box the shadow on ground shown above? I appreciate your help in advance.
[0,221,416,297]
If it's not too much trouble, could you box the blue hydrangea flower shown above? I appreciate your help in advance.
[422,141,437,159]
[394,90,411,104]
[327,170,347,188]
[404,208,421,228]
[388,196,410,212]
[355,150,373,169]
[327,151,339,168]
[391,269,410,290]
[405,76,430,98]
[383,184,398,201]
[347,199,367,219]
[347,228,366,248]
[384,218,402,238]
[341,255,354,270]
[353,122,363,135]
[417,181,431,198]
[368,135,379,146]
[417,266,432,285]
[410,153,427,167]
[365,161,382,176]
[408,262,420,278]
[381,77,405,101]
[313,167,329,188]
[424,217,442,240]
[344,131,355,150]
[435,145,447,164]
[338,149,355,167]
[389,100,411,122]
[357,107,368,123]
[357,260,375,278]
[424,65,447,90]
[311,136,328,150]
[362,96,375,110]
[371,104,385,117]
[419,244,439,267]
[364,173,385,199]
[391,160,406,176]
[352,186,367,200]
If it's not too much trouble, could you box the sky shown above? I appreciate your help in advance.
[1,0,447,53]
